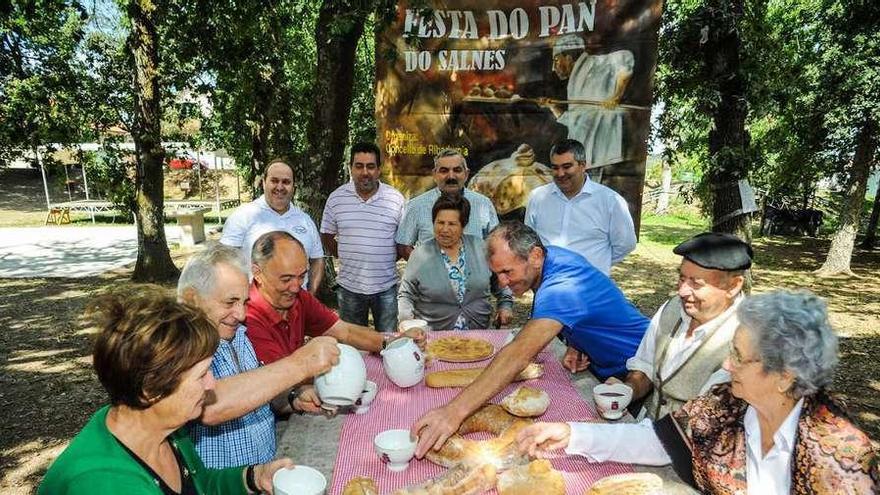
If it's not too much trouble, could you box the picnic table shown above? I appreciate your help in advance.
[276,330,698,494]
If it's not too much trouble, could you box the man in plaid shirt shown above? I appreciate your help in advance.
[178,244,340,468]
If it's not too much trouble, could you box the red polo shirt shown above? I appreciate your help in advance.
[245,284,339,364]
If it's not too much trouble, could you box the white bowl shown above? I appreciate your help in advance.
[272,466,327,495]
[593,383,633,420]
[374,429,417,472]
[399,318,428,332]
[355,380,379,415]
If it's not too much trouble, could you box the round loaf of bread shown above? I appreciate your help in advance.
[500,386,550,417]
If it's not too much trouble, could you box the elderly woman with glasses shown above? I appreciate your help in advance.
[517,290,878,494]
[39,289,293,495]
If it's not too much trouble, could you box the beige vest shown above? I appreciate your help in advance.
[646,297,739,419]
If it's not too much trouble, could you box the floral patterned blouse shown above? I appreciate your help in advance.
[439,242,468,330]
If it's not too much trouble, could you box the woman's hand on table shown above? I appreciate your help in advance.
[411,405,465,458]
[516,422,572,458]
[252,457,294,494]
[562,345,590,373]
[291,385,323,415]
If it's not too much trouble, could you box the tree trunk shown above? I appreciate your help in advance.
[247,78,274,193]
[704,0,753,244]
[299,1,368,223]
[859,181,880,249]
[817,120,876,276]
[655,160,673,214]
[128,0,179,283]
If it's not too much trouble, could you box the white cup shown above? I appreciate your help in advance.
[374,429,417,472]
[314,343,367,406]
[272,466,326,495]
[593,383,633,420]
[399,318,428,333]
[354,380,379,415]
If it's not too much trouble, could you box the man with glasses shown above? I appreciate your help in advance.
[525,139,636,276]
[396,148,499,260]
[321,143,405,332]
[605,232,752,419]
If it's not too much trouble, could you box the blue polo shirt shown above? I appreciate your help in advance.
[532,246,649,380]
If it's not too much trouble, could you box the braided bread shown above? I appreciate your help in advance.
[425,405,532,469]
[390,464,497,495]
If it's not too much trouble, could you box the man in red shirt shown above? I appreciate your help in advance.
[246,230,426,364]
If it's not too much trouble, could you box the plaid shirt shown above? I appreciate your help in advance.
[190,326,276,468]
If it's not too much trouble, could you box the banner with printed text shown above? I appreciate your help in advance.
[376,0,662,229]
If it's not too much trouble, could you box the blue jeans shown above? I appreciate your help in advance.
[336,284,398,332]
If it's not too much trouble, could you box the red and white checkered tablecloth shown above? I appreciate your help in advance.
[329,330,632,494]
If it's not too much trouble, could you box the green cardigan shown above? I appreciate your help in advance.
[39,406,247,495]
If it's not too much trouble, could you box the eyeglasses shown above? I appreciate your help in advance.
[728,342,761,368]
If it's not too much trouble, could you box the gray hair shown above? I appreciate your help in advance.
[738,290,838,398]
[433,148,468,170]
[550,139,587,163]
[251,230,305,268]
[486,221,545,260]
[177,243,248,298]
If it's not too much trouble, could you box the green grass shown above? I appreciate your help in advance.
[640,211,709,247]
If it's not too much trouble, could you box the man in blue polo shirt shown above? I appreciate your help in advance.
[411,221,648,458]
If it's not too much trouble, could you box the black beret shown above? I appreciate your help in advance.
[673,232,753,271]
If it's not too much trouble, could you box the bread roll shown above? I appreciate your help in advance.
[342,477,378,495]
[426,363,544,388]
[500,386,550,417]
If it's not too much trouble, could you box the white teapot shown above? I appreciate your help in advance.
[380,337,424,388]
[315,343,367,406]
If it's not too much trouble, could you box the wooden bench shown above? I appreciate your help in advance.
[166,207,211,246]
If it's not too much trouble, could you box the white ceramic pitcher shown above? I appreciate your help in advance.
[380,337,424,388]
[315,343,366,406]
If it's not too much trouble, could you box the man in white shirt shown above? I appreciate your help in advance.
[321,143,405,332]
[601,232,752,419]
[221,158,324,292]
[395,148,499,260]
[525,139,636,275]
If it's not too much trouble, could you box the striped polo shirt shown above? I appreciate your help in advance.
[321,181,405,295]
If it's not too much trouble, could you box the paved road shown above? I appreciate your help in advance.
[0,226,182,278]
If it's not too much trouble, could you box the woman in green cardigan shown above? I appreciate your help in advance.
[39,288,293,495]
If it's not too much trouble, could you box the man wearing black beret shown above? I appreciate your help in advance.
[607,232,752,419]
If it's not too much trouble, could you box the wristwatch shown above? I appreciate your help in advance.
[287,387,304,414]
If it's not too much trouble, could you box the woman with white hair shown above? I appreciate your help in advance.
[517,290,878,494]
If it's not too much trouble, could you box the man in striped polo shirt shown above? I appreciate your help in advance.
[321,142,406,331]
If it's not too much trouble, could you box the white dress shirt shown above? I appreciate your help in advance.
[525,178,636,275]
[565,399,805,495]
[626,295,744,393]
